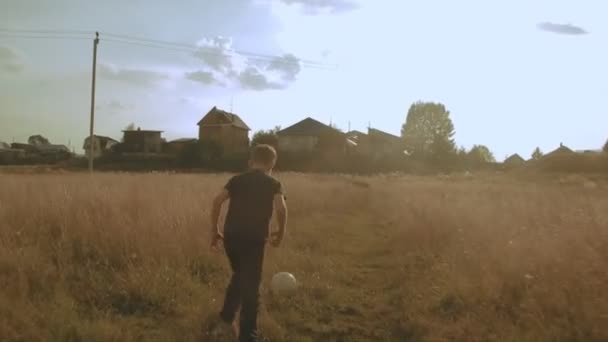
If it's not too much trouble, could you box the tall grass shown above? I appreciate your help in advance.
[1,172,607,341]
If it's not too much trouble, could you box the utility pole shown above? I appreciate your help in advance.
[88,32,100,173]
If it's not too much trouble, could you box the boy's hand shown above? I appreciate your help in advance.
[210,232,224,252]
[269,231,283,247]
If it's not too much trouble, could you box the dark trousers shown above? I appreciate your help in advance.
[220,236,266,342]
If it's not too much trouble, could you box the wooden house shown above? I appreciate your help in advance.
[197,107,250,154]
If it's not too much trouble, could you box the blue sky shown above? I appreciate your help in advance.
[0,0,606,160]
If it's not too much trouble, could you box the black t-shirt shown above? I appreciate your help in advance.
[224,170,285,241]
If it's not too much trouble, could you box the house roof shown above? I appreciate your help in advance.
[168,138,197,143]
[575,149,601,154]
[346,130,366,141]
[546,143,573,156]
[35,144,69,152]
[122,129,163,133]
[277,117,339,136]
[83,135,118,149]
[197,106,250,130]
[368,128,402,142]
[504,153,525,163]
[346,130,366,137]
[86,135,118,143]
[0,141,9,150]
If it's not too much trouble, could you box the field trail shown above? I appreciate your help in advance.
[262,206,410,341]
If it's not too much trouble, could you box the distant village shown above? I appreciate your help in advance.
[1,106,605,173]
[0,106,411,166]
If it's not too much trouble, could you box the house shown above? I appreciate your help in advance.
[504,153,526,168]
[277,117,344,153]
[197,106,250,154]
[6,141,70,163]
[120,128,164,154]
[10,142,69,155]
[0,149,24,164]
[83,135,119,159]
[346,128,405,158]
[575,149,602,155]
[346,130,366,144]
[10,143,37,153]
[34,144,70,156]
[544,143,573,158]
[0,142,25,164]
[367,128,405,158]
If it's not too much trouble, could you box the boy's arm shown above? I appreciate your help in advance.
[272,193,288,245]
[210,189,230,240]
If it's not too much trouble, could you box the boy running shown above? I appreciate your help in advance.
[208,144,288,342]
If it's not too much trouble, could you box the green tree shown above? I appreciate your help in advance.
[401,101,457,162]
[251,127,280,149]
[28,135,50,146]
[467,145,496,164]
[457,146,467,157]
[531,147,544,160]
[602,139,608,154]
[120,123,137,143]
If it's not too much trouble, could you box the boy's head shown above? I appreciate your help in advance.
[249,144,277,171]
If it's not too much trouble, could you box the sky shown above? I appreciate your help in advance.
[0,0,606,160]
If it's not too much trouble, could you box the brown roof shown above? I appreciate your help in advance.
[545,143,574,157]
[346,130,366,139]
[368,128,401,142]
[347,130,366,136]
[122,129,163,133]
[82,135,119,149]
[277,117,340,136]
[91,135,118,143]
[168,138,197,144]
[197,106,250,130]
[504,153,525,164]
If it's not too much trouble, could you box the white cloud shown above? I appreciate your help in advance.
[267,54,301,81]
[193,37,237,73]
[98,63,170,86]
[537,22,588,36]
[184,70,223,86]
[279,0,359,14]
[187,37,302,91]
[96,100,133,114]
[238,66,283,91]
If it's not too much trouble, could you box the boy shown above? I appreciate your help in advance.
[208,144,288,342]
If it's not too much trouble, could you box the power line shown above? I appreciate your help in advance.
[0,33,334,70]
[102,33,334,69]
[0,28,337,69]
[0,33,90,41]
[102,37,334,70]
[103,38,195,53]
[0,28,92,35]
[103,32,333,68]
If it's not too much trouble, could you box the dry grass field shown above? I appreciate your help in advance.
[1,171,607,341]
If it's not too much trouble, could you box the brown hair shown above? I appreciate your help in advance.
[251,144,277,166]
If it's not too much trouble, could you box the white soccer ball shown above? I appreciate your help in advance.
[271,272,297,295]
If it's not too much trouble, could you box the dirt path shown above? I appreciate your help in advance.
[261,214,409,341]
